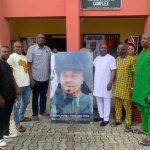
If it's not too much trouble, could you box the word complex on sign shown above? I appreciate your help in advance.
[81,0,122,10]
[93,1,109,6]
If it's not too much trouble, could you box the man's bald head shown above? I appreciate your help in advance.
[99,43,107,56]
[118,43,128,51]
[37,33,46,47]
[117,43,128,56]
[14,41,23,47]
[100,43,107,49]
[141,32,150,49]
[37,33,46,38]
[143,32,150,38]
[14,41,24,55]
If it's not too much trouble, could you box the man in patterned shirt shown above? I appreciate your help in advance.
[110,43,136,132]
[27,33,57,122]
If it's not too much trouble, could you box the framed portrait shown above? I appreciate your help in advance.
[50,52,93,124]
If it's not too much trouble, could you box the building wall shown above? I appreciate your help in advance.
[10,20,19,40]
[19,20,66,38]
[80,19,144,44]
[10,19,144,46]
[3,0,149,18]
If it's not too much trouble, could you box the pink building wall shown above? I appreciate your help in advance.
[0,0,150,51]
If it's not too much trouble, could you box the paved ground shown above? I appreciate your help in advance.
[1,109,150,150]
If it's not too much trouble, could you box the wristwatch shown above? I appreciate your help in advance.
[110,81,113,84]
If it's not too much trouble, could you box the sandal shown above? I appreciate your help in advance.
[16,125,26,132]
[125,125,132,132]
[132,129,148,135]
[140,139,150,146]
[19,117,31,122]
[110,121,122,127]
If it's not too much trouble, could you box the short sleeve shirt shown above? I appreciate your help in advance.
[27,44,51,82]
[7,53,30,87]
[113,55,136,99]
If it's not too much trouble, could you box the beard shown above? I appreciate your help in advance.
[62,83,74,94]
[100,51,107,56]
[1,55,9,61]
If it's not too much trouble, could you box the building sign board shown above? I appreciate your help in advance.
[81,0,122,10]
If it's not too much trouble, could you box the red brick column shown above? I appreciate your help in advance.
[0,0,10,48]
[66,0,80,52]
[144,0,150,33]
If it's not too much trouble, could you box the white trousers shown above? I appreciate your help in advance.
[96,97,111,121]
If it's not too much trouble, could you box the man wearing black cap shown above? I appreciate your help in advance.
[51,53,93,114]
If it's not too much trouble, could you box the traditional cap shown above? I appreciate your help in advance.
[56,52,89,75]
[127,36,138,54]
[90,42,96,45]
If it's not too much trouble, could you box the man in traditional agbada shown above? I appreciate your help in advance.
[132,32,150,146]
[111,43,136,132]
[93,43,116,126]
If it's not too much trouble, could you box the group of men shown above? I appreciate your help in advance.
[0,32,150,147]
[0,33,57,147]
[93,32,150,146]
[92,32,150,146]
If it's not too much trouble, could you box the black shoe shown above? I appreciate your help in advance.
[94,117,103,122]
[100,121,109,126]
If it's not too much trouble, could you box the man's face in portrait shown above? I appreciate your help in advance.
[61,70,84,97]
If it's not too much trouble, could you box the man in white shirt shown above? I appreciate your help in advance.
[7,41,31,132]
[80,41,91,52]
[93,43,116,126]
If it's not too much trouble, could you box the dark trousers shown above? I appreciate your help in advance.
[0,100,14,139]
[32,80,49,116]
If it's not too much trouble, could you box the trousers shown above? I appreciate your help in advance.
[137,103,150,138]
[114,97,132,125]
[32,80,49,116]
[96,97,111,121]
[13,85,30,126]
[0,100,14,139]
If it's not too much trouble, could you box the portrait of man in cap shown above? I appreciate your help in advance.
[50,52,93,115]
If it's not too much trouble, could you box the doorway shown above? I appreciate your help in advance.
[45,35,66,51]
[52,38,66,52]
